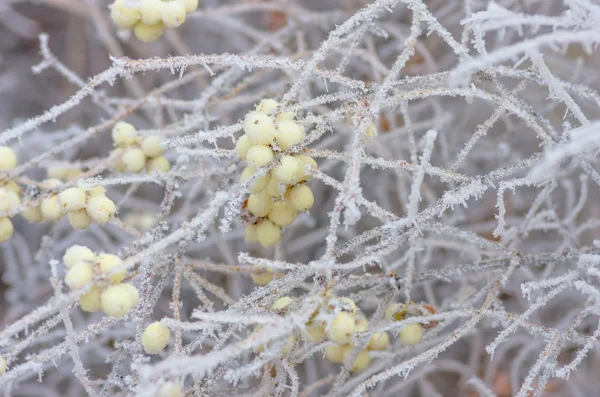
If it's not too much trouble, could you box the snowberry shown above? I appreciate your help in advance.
[305,323,326,343]
[65,262,94,290]
[247,191,273,218]
[272,155,303,184]
[354,316,368,333]
[182,0,198,13]
[326,344,351,364]
[256,98,278,115]
[133,21,164,43]
[276,112,295,122]
[0,187,20,212]
[41,195,63,222]
[141,135,164,158]
[98,253,126,283]
[79,287,102,312]
[338,297,358,315]
[112,122,138,146]
[22,206,43,223]
[266,178,285,198]
[101,283,139,317]
[147,156,171,173]
[288,184,314,211]
[327,312,355,345]
[43,178,63,189]
[245,224,258,242]
[296,155,317,181]
[244,112,276,145]
[88,186,106,197]
[68,210,93,229]
[86,195,117,225]
[111,148,126,172]
[343,349,371,372]
[235,135,253,160]
[0,356,6,376]
[275,120,305,150]
[0,217,13,243]
[241,165,271,194]
[122,148,147,173]
[58,187,87,213]
[158,382,181,397]
[140,0,164,25]
[161,1,186,27]
[267,201,297,226]
[246,145,274,167]
[367,332,390,351]
[142,321,171,354]
[110,0,142,29]
[385,303,405,322]
[256,220,281,248]
[250,264,273,286]
[271,296,293,311]
[4,181,19,195]
[63,245,96,269]
[398,323,424,346]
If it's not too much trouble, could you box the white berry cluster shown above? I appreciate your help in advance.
[0,146,20,242]
[110,0,198,43]
[385,302,438,346]
[63,245,140,317]
[237,99,317,248]
[111,122,170,173]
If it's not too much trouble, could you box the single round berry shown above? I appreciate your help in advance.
[142,321,171,354]
[63,245,96,269]
[241,165,271,194]
[0,187,21,212]
[161,1,186,27]
[250,264,273,286]
[244,111,276,145]
[256,99,278,115]
[112,122,138,146]
[246,145,274,167]
[235,135,253,160]
[79,286,102,312]
[247,191,273,218]
[276,112,295,122]
[288,184,314,211]
[141,135,164,158]
[68,210,93,229]
[325,344,351,364]
[86,195,117,225]
[0,217,14,243]
[305,323,326,343]
[133,21,165,43]
[296,155,317,181]
[342,349,371,372]
[147,156,171,173]
[327,312,355,345]
[59,187,87,213]
[98,253,126,283]
[271,155,302,184]
[65,262,94,290]
[4,181,19,195]
[22,206,43,223]
[398,323,424,346]
[101,284,139,318]
[111,0,142,29]
[271,296,293,311]
[256,220,281,248]
[275,120,305,150]
[266,178,285,198]
[41,195,63,222]
[367,332,390,351]
[122,148,147,173]
[88,186,107,198]
[182,0,199,13]
[245,224,258,242]
[267,201,297,226]
[140,0,164,25]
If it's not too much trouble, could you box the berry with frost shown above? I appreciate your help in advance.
[0,187,20,212]
[161,1,186,27]
[68,210,93,229]
[354,316,369,333]
[79,287,103,312]
[141,135,164,158]
[0,217,13,243]
[140,0,164,25]
[142,321,171,354]
[296,155,317,181]
[246,145,274,167]
[98,253,126,283]
[250,264,274,286]
[112,122,138,146]
[275,120,305,150]
[271,296,293,312]
[241,165,271,194]
[256,219,281,248]
[398,323,424,346]
[147,156,171,172]
[22,206,43,223]
[122,147,147,173]
[276,112,295,122]
[101,283,139,318]
[271,155,302,184]
[247,191,273,218]
[267,201,297,226]
[89,186,106,197]
[134,21,165,43]
[305,323,326,343]
[244,112,276,145]
[342,349,371,372]
[245,224,259,242]
[256,98,278,115]
[367,332,390,351]
[110,0,142,29]
[63,245,96,269]
[86,195,117,225]
[182,0,198,13]
[41,195,63,222]
[385,303,406,322]
[235,135,253,160]
[58,187,87,213]
[327,312,355,345]
[326,344,351,364]
[266,178,284,198]
[288,184,314,211]
[337,297,358,315]
[65,262,94,290]
[0,147,15,171]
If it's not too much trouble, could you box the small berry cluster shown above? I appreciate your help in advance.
[0,146,20,242]
[63,245,140,318]
[58,185,117,229]
[237,99,317,248]
[110,0,198,43]
[111,122,170,173]
[142,321,171,354]
[385,301,437,346]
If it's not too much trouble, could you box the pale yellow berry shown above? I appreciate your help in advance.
[0,188,20,212]
[121,283,140,307]
[68,210,93,229]
[110,0,142,29]
[354,316,368,333]
[41,195,62,222]
[63,245,96,269]
[398,323,424,346]
[247,191,273,218]
[88,186,106,197]
[79,286,102,312]
[158,382,181,397]
[47,166,66,180]
[276,112,295,122]
[305,323,326,343]
[98,253,126,283]
[43,178,63,189]
[275,120,305,150]
[288,184,314,211]
[235,135,253,160]
[343,349,371,372]
[0,217,13,243]
[65,262,94,290]
[4,181,19,195]
[271,155,302,184]
[161,1,186,27]
[296,155,317,181]
[246,145,274,167]
[86,195,116,225]
[385,303,406,322]
[64,169,83,180]
[327,312,355,345]
[244,111,276,145]
[111,148,126,172]
[241,165,271,194]
[367,332,390,351]
[266,178,285,198]
[182,0,198,13]
[142,321,171,354]
[338,297,358,315]
[147,156,171,173]
[112,122,138,146]
[326,344,351,364]
[250,264,273,286]
[140,0,164,25]
[58,187,87,213]
[267,201,297,226]
[256,98,278,115]
[271,296,293,311]
[256,220,281,248]
[245,224,258,242]
[22,206,43,223]
[0,356,7,375]
[101,284,138,318]
[141,135,164,158]
[122,148,147,173]
[134,21,164,43]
